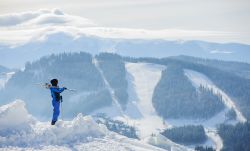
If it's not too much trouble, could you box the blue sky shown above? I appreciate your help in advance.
[0,0,250,44]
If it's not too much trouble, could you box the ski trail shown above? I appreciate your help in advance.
[184,69,247,123]
[92,57,125,117]
[205,129,223,151]
[125,63,166,139]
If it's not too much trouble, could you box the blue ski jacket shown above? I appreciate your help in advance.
[50,87,66,102]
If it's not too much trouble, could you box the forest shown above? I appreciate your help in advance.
[152,64,225,119]
[161,125,207,144]
[218,122,250,151]
[195,146,215,151]
[95,53,128,109]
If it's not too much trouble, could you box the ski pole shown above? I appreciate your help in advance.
[34,83,77,92]
[60,96,63,120]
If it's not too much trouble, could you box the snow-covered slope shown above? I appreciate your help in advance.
[205,129,223,151]
[125,62,166,138]
[0,100,167,151]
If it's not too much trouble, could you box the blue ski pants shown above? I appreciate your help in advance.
[52,100,60,122]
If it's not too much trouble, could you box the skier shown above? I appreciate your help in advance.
[49,79,67,125]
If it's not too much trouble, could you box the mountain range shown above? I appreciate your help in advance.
[1,9,250,68]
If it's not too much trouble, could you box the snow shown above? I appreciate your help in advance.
[75,134,166,151]
[0,100,105,147]
[0,100,32,131]
[148,134,193,151]
[0,100,167,151]
[0,72,15,90]
[205,129,223,151]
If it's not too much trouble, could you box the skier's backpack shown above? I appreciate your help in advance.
[54,91,61,102]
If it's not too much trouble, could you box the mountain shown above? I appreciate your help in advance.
[116,40,250,62]
[1,9,250,68]
[1,35,250,69]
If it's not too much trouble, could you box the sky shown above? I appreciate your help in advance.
[0,0,250,44]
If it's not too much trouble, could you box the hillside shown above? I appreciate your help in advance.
[1,52,250,120]
[1,52,250,150]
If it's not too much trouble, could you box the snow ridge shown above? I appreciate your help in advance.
[0,100,105,147]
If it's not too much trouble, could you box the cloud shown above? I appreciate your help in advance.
[0,9,50,26]
[0,9,242,46]
[0,8,96,27]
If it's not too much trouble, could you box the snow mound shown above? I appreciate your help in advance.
[0,100,166,151]
[148,134,192,151]
[0,100,105,147]
[0,100,33,131]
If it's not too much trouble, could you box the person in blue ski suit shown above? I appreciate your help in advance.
[50,79,67,125]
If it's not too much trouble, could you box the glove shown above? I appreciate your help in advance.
[63,87,67,90]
